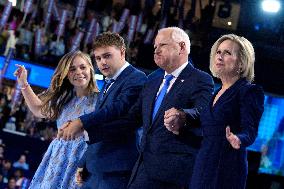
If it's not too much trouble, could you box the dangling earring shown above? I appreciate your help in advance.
[237,67,242,75]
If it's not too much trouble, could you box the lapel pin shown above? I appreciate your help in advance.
[181,79,185,82]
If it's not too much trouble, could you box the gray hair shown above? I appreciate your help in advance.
[159,27,191,55]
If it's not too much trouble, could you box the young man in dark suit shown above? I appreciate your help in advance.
[58,32,147,189]
[96,27,214,189]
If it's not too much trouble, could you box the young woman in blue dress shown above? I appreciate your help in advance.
[14,50,99,189]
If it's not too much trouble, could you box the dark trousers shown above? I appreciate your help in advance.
[82,170,131,189]
[128,161,184,189]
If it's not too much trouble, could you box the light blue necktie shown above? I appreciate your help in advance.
[103,79,115,96]
[152,74,174,119]
[99,79,115,101]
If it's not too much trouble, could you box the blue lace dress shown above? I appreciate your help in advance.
[29,93,97,189]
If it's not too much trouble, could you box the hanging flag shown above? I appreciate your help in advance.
[136,13,143,33]
[10,82,23,114]
[144,29,155,44]
[2,48,13,73]
[24,0,33,14]
[127,15,137,45]
[195,0,202,20]
[95,22,100,37]
[44,0,54,28]
[70,31,84,52]
[0,48,14,90]
[20,0,33,27]
[159,16,167,29]
[53,2,60,21]
[75,0,87,19]
[117,9,130,33]
[31,7,37,19]
[178,0,185,28]
[56,10,68,37]
[20,0,25,12]
[0,2,13,29]
[84,18,97,46]
[112,22,119,33]
[34,29,42,56]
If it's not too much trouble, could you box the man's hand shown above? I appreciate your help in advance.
[58,119,84,140]
[75,168,84,186]
[164,108,186,135]
[57,121,70,139]
[226,126,241,149]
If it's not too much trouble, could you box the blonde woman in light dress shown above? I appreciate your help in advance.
[14,50,99,189]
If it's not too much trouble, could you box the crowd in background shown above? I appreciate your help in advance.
[0,85,57,141]
[0,141,31,189]
[0,85,55,188]
[0,0,217,188]
[0,0,217,144]
[0,0,215,68]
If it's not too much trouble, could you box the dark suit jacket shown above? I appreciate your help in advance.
[136,63,214,186]
[79,65,147,174]
[94,63,214,186]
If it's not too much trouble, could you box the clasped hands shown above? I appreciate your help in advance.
[164,108,186,135]
[164,108,241,149]
[57,119,84,140]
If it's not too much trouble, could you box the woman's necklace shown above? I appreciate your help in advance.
[74,96,89,114]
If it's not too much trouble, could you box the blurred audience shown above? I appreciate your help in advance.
[1,159,13,184]
[0,1,218,188]
[5,177,17,189]
[12,154,29,171]
[13,169,29,189]
[0,0,212,70]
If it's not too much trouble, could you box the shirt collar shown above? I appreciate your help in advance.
[164,61,188,78]
[105,61,130,81]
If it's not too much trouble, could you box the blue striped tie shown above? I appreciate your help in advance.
[103,79,115,96]
[152,74,174,119]
[99,79,114,101]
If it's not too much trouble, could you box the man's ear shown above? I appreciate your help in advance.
[180,42,186,51]
[121,47,126,55]
[179,42,186,55]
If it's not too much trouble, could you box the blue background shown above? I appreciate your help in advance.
[0,56,104,89]
[1,56,284,176]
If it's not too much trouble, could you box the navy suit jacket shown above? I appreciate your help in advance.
[96,63,214,186]
[92,63,214,186]
[136,63,214,186]
[79,65,147,174]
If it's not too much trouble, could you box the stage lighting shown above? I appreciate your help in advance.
[212,1,240,30]
[262,0,281,13]
[8,0,16,7]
